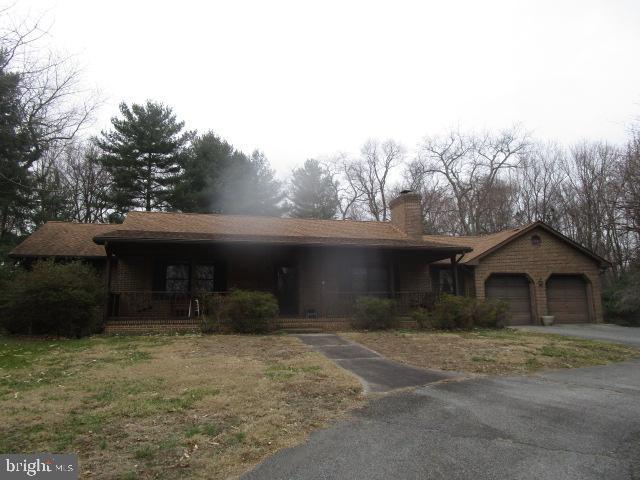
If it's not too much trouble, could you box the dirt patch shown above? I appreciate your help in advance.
[342,329,639,375]
[0,334,362,479]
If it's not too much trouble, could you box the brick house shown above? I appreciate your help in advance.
[10,191,609,332]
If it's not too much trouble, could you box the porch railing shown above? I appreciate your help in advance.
[108,290,437,320]
[108,291,207,319]
[317,290,438,318]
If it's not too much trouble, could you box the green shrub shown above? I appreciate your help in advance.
[225,290,279,333]
[200,293,227,333]
[431,294,508,330]
[0,260,104,337]
[410,307,432,329]
[474,299,510,328]
[603,269,640,326]
[353,296,396,330]
[431,294,476,329]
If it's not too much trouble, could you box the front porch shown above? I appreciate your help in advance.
[103,241,460,332]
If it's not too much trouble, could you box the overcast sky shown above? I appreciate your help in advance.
[13,0,640,174]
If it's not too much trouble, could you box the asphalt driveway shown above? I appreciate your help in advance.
[514,323,640,348]
[246,356,640,479]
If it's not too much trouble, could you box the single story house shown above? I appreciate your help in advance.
[9,191,609,332]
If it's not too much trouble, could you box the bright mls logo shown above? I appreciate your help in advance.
[0,454,77,479]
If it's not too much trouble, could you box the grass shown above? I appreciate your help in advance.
[0,334,362,479]
[342,328,639,375]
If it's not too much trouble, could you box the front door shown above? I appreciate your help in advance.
[276,266,298,315]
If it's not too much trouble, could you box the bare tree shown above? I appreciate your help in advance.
[347,139,404,221]
[415,127,528,234]
[560,142,628,275]
[620,128,640,238]
[0,6,99,237]
[28,145,70,227]
[513,141,565,227]
[61,142,111,223]
[2,8,98,153]
[323,154,365,220]
[402,160,459,234]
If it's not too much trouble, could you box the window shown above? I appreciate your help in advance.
[195,264,215,292]
[350,266,389,293]
[531,234,542,246]
[352,267,368,293]
[368,267,388,293]
[438,269,453,294]
[165,264,190,292]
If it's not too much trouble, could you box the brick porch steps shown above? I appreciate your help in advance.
[275,318,353,332]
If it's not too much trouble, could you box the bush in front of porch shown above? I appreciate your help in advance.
[353,296,397,330]
[202,290,279,334]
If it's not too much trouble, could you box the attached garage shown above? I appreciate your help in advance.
[546,275,591,323]
[485,274,533,325]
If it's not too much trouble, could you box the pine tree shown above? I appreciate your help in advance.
[171,132,245,212]
[0,53,36,239]
[225,150,285,216]
[96,101,193,212]
[289,159,339,219]
[171,133,285,216]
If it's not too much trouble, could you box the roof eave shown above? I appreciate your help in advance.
[93,234,472,252]
[8,253,106,260]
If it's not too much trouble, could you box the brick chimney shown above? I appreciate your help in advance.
[389,190,423,239]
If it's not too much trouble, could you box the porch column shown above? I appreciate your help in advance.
[189,257,196,318]
[389,256,396,297]
[103,242,113,323]
[450,255,459,295]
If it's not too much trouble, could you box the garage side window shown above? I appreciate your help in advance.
[531,234,542,246]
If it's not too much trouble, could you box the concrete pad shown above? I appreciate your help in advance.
[335,358,453,393]
[295,334,458,393]
[295,334,352,347]
[314,344,380,360]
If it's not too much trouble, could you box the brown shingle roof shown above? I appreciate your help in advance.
[425,228,526,264]
[9,222,123,258]
[93,212,468,250]
[425,222,610,267]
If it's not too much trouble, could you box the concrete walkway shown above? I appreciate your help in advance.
[514,323,640,348]
[295,334,459,393]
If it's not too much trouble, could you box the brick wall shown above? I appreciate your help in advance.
[111,256,153,291]
[390,192,423,239]
[472,226,604,322]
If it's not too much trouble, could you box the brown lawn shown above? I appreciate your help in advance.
[0,334,363,479]
[342,329,639,375]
